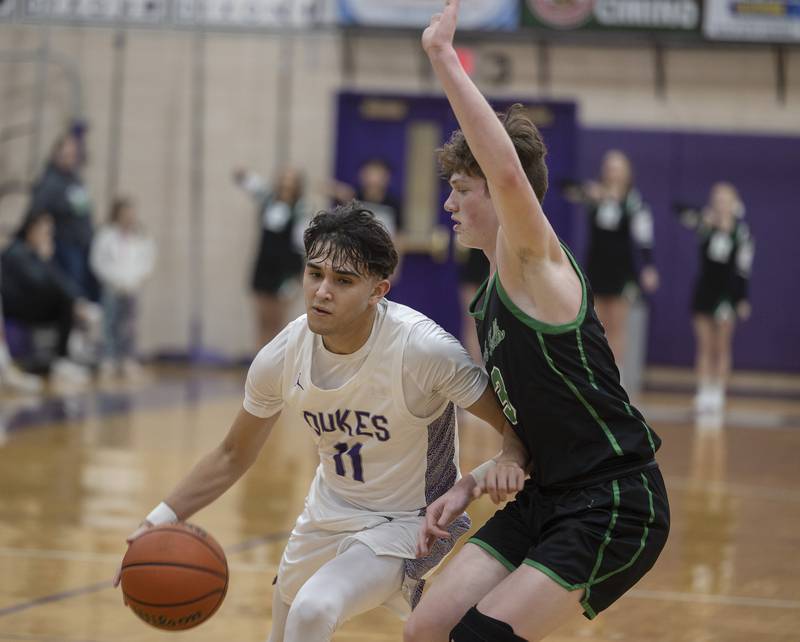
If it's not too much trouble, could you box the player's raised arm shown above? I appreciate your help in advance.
[422,0,560,264]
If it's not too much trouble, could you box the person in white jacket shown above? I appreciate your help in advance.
[90,197,155,378]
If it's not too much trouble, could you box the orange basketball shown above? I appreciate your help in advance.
[120,522,228,630]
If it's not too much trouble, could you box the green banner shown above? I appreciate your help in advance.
[522,0,701,32]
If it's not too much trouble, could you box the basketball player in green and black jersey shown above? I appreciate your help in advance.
[403,2,670,641]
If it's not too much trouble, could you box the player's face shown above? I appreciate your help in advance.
[303,257,388,339]
[444,172,499,252]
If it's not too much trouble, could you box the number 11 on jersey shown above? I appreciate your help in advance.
[333,442,364,482]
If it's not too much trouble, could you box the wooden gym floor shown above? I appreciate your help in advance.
[1,365,799,641]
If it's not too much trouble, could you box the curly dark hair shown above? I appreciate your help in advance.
[437,103,549,202]
[304,202,398,280]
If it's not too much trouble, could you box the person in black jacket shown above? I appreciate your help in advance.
[676,182,754,414]
[28,132,97,301]
[1,211,93,384]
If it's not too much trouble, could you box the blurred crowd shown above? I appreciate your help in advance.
[1,129,753,420]
[0,130,155,393]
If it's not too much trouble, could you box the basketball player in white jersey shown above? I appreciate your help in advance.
[114,202,527,642]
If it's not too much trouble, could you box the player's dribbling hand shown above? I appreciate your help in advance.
[112,520,154,595]
[473,460,526,504]
[417,481,472,558]
[422,0,459,55]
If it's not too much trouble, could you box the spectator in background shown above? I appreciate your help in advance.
[330,158,402,238]
[564,150,658,368]
[676,182,754,415]
[90,197,156,380]
[29,132,97,301]
[233,166,307,348]
[0,300,44,394]
[1,211,94,386]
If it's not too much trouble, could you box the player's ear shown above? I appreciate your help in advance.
[370,278,391,303]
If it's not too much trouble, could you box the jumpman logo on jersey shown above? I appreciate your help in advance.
[294,372,304,391]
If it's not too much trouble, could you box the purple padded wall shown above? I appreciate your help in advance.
[579,128,800,372]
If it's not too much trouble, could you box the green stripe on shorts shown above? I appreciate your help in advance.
[467,537,516,572]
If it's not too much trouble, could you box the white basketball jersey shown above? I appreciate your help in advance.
[273,300,461,518]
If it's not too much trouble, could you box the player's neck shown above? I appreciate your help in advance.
[321,307,378,355]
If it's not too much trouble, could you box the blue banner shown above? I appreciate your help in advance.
[337,0,518,30]
[704,0,800,42]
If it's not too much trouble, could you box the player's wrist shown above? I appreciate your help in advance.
[427,45,458,66]
[145,501,178,526]
[469,459,498,486]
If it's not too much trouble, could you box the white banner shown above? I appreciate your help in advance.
[338,0,518,29]
[11,0,334,28]
[704,0,800,42]
[175,0,330,28]
[22,0,168,23]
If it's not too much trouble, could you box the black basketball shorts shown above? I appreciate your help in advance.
[468,465,669,619]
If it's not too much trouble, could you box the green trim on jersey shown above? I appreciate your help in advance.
[593,473,655,586]
[576,328,599,391]
[582,479,621,611]
[624,401,656,455]
[537,332,624,456]
[494,245,587,335]
[468,245,587,333]
[468,274,494,321]
[468,537,516,572]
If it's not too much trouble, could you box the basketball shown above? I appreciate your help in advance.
[120,522,228,630]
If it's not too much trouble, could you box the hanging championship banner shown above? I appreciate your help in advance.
[704,0,800,42]
[337,0,518,30]
[522,0,701,31]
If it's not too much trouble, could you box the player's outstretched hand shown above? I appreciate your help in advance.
[417,480,472,558]
[473,460,526,504]
[422,0,459,56]
[112,521,154,596]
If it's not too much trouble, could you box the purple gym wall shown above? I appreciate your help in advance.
[578,128,800,373]
[335,91,577,340]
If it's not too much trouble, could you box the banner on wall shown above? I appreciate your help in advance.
[18,0,169,23]
[337,0,518,30]
[522,0,701,31]
[4,0,334,28]
[704,0,800,42]
[175,0,331,28]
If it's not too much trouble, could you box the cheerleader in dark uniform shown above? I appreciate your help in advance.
[678,182,754,414]
[233,167,307,348]
[566,150,659,367]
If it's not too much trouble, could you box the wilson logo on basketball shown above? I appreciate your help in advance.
[527,0,595,28]
[130,607,204,628]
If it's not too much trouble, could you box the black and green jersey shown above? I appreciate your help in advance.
[470,245,660,488]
